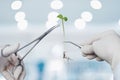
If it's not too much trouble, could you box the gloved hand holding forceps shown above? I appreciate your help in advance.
[0,43,25,80]
[0,25,59,80]
[65,30,120,80]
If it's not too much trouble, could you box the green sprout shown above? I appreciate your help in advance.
[57,14,68,37]
[57,14,71,61]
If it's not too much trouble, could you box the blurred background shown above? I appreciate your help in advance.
[0,0,120,80]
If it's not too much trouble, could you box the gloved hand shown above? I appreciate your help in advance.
[80,30,120,71]
[0,43,26,80]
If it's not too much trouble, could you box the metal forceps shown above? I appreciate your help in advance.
[16,24,60,69]
[1,24,60,79]
[64,41,81,49]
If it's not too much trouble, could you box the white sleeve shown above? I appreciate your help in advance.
[113,64,120,80]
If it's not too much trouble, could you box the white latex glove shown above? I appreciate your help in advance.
[0,43,26,80]
[80,30,120,71]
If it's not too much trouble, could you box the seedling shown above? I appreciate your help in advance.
[57,14,71,61]
[57,14,68,37]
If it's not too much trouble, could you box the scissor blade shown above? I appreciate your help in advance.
[37,24,60,40]
[17,24,60,52]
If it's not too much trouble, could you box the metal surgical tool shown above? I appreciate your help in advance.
[64,41,81,49]
[1,25,60,79]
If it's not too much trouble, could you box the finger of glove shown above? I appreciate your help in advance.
[82,53,97,57]
[14,61,26,80]
[1,71,15,80]
[86,54,97,60]
[81,45,94,55]
[2,43,20,57]
[80,30,116,45]
[7,54,23,73]
[18,66,26,80]
[7,54,20,67]
[14,66,23,80]
[95,57,104,61]
[17,61,26,80]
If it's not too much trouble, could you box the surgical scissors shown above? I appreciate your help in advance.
[16,24,60,59]
[15,24,60,70]
[1,24,60,79]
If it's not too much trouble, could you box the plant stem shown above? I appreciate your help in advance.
[61,19,66,55]
[62,19,65,38]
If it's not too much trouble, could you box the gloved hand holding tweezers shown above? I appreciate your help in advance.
[80,30,120,80]
[0,43,25,80]
[65,30,120,80]
[0,25,60,80]
[79,30,120,70]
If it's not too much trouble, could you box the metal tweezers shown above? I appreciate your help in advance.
[1,24,60,79]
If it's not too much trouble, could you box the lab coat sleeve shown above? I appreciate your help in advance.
[113,63,120,80]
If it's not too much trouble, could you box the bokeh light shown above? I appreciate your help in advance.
[74,19,86,30]
[48,11,59,22]
[0,76,6,80]
[15,11,26,22]
[17,20,28,31]
[110,74,113,80]
[52,44,63,58]
[11,1,22,10]
[90,0,102,10]
[47,60,64,72]
[51,0,63,10]
[118,19,120,26]
[81,11,93,22]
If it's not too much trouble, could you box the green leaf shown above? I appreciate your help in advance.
[57,14,63,19]
[63,17,68,21]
